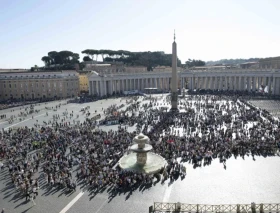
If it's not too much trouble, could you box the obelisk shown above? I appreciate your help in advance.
[171,30,178,111]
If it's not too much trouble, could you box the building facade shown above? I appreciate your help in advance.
[84,63,147,74]
[259,57,280,69]
[0,70,79,101]
[88,68,280,96]
[78,72,90,94]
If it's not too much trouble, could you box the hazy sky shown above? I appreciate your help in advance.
[0,0,279,68]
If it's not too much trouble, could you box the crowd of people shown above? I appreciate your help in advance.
[0,94,280,206]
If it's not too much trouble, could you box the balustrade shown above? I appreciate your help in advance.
[150,202,280,213]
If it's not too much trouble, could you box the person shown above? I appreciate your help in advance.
[26,191,31,201]
[30,194,36,206]
[1,208,5,213]
[0,162,4,171]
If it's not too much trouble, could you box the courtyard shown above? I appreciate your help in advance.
[0,95,279,213]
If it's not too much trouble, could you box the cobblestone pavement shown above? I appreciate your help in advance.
[249,100,280,118]
[0,96,280,213]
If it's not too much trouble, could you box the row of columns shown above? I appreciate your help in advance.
[89,75,280,96]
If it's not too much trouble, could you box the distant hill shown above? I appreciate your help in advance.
[206,58,260,66]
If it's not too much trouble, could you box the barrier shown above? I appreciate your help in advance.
[152,202,280,213]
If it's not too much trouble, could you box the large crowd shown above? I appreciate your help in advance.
[0,94,280,206]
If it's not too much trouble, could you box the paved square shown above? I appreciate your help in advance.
[0,95,280,213]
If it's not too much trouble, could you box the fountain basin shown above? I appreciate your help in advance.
[119,152,167,174]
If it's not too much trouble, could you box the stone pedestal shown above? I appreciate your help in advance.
[137,152,147,165]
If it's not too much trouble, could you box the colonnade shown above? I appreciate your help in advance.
[88,70,280,96]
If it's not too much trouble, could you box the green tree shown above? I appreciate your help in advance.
[48,51,58,64]
[185,59,205,68]
[83,56,92,62]
[41,56,52,66]
[81,49,99,62]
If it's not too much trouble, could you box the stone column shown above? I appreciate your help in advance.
[234,76,237,91]
[100,81,104,96]
[89,81,92,95]
[133,78,136,90]
[109,80,113,95]
[104,80,107,95]
[252,77,256,92]
[202,77,205,89]
[91,81,94,95]
[268,76,271,94]
[120,79,125,92]
[272,77,276,95]
[209,77,213,90]
[219,77,223,90]
[192,76,195,90]
[242,77,245,91]
[238,77,242,91]
[230,76,234,91]
[246,77,250,91]
[213,77,216,90]
[258,77,261,91]
[277,78,280,95]
[224,76,228,90]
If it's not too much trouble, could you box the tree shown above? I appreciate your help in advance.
[31,65,38,71]
[83,56,92,62]
[71,53,80,64]
[41,50,80,70]
[81,49,99,62]
[59,51,74,64]
[99,49,111,61]
[185,59,205,68]
[41,56,52,66]
[48,51,58,64]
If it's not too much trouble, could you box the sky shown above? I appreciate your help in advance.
[0,0,280,68]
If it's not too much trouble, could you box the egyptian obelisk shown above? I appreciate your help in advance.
[171,30,178,111]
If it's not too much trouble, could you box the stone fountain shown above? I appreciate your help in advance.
[118,133,167,174]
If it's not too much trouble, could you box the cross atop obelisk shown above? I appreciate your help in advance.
[171,30,178,111]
